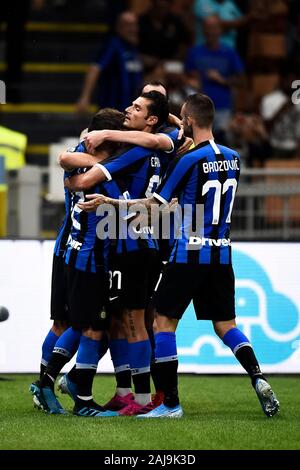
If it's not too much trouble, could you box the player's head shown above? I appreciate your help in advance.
[142,81,168,98]
[115,11,139,46]
[124,90,169,132]
[181,93,215,137]
[88,108,125,153]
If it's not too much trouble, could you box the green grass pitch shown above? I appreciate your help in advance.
[0,374,299,450]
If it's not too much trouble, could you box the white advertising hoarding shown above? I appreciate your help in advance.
[0,241,299,373]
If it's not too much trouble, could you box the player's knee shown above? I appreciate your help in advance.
[82,328,103,341]
[213,320,236,339]
[52,320,68,335]
[154,312,177,332]
[109,315,127,339]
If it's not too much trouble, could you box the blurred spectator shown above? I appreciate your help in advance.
[287,0,300,59]
[1,0,45,103]
[228,113,270,167]
[139,0,192,71]
[260,69,300,159]
[194,0,250,49]
[49,0,125,25]
[185,15,244,140]
[76,11,143,114]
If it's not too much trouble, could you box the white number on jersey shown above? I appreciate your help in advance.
[202,178,237,225]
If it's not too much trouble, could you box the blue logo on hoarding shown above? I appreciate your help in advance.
[177,250,300,366]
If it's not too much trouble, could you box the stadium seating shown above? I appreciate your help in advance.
[0,2,110,166]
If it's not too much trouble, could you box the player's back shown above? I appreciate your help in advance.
[99,144,164,200]
[53,142,86,258]
[169,139,240,264]
[65,178,128,273]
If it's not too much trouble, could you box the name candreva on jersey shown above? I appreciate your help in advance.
[203,159,239,173]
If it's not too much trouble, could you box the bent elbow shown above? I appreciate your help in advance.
[153,136,161,149]
[58,153,69,168]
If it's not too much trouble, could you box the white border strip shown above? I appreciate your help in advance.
[95,163,112,181]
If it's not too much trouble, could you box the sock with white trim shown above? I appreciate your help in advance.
[76,336,101,399]
[40,329,59,379]
[222,328,265,386]
[109,339,132,393]
[40,328,81,389]
[128,340,151,404]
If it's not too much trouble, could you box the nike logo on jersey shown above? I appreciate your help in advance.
[109,296,119,301]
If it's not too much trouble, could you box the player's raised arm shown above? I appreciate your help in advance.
[85,129,173,153]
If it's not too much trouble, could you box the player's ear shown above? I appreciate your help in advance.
[187,115,192,126]
[146,115,158,127]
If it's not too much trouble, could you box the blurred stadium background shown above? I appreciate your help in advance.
[0,0,300,378]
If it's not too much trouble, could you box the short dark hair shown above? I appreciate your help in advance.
[185,93,215,128]
[141,80,168,98]
[88,108,125,153]
[141,90,169,129]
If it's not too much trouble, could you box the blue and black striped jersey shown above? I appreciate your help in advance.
[53,142,87,258]
[155,124,183,257]
[97,144,168,255]
[53,172,72,258]
[64,178,129,273]
[154,140,240,264]
[156,124,182,176]
[97,144,163,199]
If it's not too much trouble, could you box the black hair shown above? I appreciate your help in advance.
[140,90,169,129]
[185,93,215,128]
[88,108,125,153]
[141,80,168,99]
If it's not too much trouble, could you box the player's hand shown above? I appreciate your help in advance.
[84,130,106,154]
[77,194,109,212]
[170,198,178,207]
[168,113,182,128]
[177,136,194,156]
[64,175,80,191]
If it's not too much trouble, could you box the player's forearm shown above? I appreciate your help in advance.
[78,193,165,213]
[65,169,102,191]
[112,196,156,211]
[104,130,171,151]
[58,151,99,170]
[95,195,151,211]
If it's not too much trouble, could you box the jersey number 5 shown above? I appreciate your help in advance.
[145,174,161,197]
